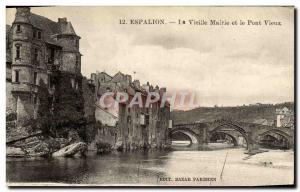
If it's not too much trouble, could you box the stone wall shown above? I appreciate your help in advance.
[88,122,117,151]
[116,99,170,151]
[82,77,97,144]
[95,106,118,127]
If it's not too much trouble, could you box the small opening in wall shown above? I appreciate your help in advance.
[33,30,36,38]
[15,70,19,83]
[34,72,37,85]
[15,45,21,59]
[34,48,38,63]
[37,31,41,39]
[16,25,21,32]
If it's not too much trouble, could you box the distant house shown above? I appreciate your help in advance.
[276,107,294,128]
[253,118,270,126]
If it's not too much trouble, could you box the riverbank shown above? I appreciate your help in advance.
[6,144,294,186]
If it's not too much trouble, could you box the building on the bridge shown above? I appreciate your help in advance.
[89,71,171,150]
[276,107,294,129]
[6,7,86,141]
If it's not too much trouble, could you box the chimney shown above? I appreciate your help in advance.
[125,75,132,84]
[15,7,31,23]
[133,80,140,89]
[58,18,67,23]
[16,7,31,15]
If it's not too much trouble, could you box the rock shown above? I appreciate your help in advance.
[6,146,26,157]
[26,142,51,157]
[54,138,69,149]
[52,142,87,157]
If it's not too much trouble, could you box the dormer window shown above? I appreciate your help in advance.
[37,31,41,39]
[16,25,21,33]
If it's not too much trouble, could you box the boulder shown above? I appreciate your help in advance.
[52,142,87,157]
[26,142,51,157]
[6,146,26,157]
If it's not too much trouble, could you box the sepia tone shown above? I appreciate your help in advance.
[6,6,294,186]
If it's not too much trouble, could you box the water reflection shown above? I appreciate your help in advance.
[6,142,293,186]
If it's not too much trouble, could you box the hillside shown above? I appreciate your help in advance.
[171,102,294,125]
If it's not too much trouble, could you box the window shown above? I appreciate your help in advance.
[75,82,78,90]
[34,72,37,85]
[70,78,75,88]
[76,39,79,48]
[34,48,38,63]
[15,45,21,60]
[16,25,21,33]
[76,55,79,67]
[33,30,36,38]
[48,48,55,63]
[14,70,19,83]
[145,114,150,125]
[37,31,41,39]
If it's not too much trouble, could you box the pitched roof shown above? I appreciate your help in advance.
[12,12,78,46]
[98,71,113,79]
[29,13,60,34]
[28,13,77,36]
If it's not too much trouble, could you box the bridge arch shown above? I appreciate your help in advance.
[209,122,249,148]
[209,131,238,146]
[170,128,199,144]
[258,129,293,149]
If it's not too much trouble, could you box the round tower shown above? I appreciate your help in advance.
[11,7,35,126]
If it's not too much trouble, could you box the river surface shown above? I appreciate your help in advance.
[6,142,294,186]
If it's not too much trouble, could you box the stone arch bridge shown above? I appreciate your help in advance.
[170,120,294,151]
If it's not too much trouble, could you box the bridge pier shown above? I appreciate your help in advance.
[246,131,260,153]
[197,127,209,149]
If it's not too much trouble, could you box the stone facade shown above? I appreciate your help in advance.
[6,7,85,144]
[90,71,171,150]
[276,107,294,128]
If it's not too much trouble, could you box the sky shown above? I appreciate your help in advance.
[6,6,294,108]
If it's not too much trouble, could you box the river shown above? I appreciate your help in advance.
[6,142,294,186]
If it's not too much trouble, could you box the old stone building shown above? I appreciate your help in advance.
[275,107,294,129]
[90,71,171,150]
[6,7,85,143]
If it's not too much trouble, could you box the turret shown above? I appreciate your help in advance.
[11,7,35,126]
[11,7,33,88]
[56,17,81,74]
